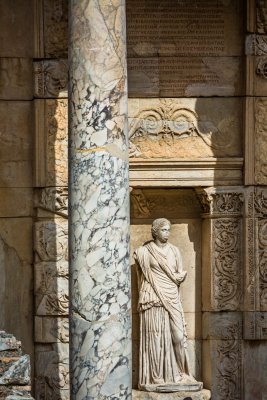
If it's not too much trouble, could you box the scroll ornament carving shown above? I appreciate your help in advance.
[130,189,153,218]
[255,188,267,215]
[35,221,68,262]
[216,323,241,400]
[36,361,69,400]
[129,100,235,158]
[256,57,267,80]
[34,60,68,98]
[258,219,267,309]
[213,219,241,310]
[255,99,267,184]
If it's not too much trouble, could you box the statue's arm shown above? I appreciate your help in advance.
[173,246,187,284]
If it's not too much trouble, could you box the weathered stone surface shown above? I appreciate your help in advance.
[128,57,243,97]
[34,100,67,187]
[0,355,30,386]
[244,312,267,339]
[0,227,33,362]
[128,98,242,159]
[34,188,68,217]
[202,312,242,399]
[35,344,69,400]
[126,0,243,57]
[35,317,69,343]
[0,101,32,188]
[0,334,20,353]
[0,387,34,400]
[0,59,33,100]
[35,262,69,316]
[34,60,68,98]
[0,0,33,57]
[0,189,33,218]
[132,389,211,400]
[243,341,267,400]
[34,220,68,263]
[255,98,267,184]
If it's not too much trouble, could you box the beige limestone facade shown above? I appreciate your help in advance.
[1,0,267,399]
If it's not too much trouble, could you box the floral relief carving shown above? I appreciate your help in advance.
[258,219,267,310]
[34,60,68,98]
[256,57,267,80]
[255,187,267,216]
[257,0,267,33]
[255,98,267,184]
[213,219,241,310]
[34,221,68,262]
[196,190,243,215]
[129,99,237,158]
[130,189,153,218]
[216,322,241,400]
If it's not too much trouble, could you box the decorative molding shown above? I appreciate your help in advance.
[213,219,242,310]
[34,59,68,98]
[258,218,267,310]
[129,99,237,159]
[196,189,244,216]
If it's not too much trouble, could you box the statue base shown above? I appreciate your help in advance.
[133,389,211,400]
[139,382,203,392]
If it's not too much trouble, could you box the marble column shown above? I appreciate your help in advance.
[69,1,131,399]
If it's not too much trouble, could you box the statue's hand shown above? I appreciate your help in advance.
[175,271,187,284]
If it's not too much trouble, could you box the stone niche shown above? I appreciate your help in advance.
[130,188,202,388]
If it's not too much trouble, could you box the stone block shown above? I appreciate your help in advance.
[126,0,243,57]
[0,0,34,57]
[34,188,68,217]
[128,98,242,160]
[0,387,34,400]
[243,341,267,400]
[35,262,69,316]
[34,100,68,187]
[0,227,33,361]
[35,343,69,400]
[0,59,33,100]
[202,312,242,399]
[132,389,211,400]
[34,317,69,343]
[34,219,68,263]
[0,333,20,353]
[0,189,33,218]
[35,0,68,58]
[244,312,267,340]
[34,60,68,98]
[0,101,33,188]
[128,57,243,97]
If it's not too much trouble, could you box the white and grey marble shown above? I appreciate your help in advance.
[69,1,131,399]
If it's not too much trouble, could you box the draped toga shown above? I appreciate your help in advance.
[134,240,190,388]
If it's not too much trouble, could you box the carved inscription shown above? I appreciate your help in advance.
[126,0,242,57]
[128,57,241,97]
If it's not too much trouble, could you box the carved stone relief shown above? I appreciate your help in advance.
[34,188,68,217]
[35,343,69,400]
[257,0,267,33]
[35,317,69,343]
[35,99,68,187]
[128,98,242,159]
[255,98,267,184]
[203,312,242,400]
[244,312,267,339]
[34,59,68,98]
[213,219,242,311]
[34,220,68,263]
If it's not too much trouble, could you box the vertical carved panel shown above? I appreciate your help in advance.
[213,219,242,310]
[255,98,267,184]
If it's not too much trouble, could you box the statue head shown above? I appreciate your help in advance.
[151,218,171,242]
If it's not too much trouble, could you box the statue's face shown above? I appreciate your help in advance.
[156,224,170,243]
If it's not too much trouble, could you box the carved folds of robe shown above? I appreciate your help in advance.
[134,241,190,388]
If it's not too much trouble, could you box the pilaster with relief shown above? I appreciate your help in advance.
[197,187,244,311]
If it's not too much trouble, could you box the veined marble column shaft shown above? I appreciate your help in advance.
[69,1,131,399]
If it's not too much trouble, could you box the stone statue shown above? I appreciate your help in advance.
[134,218,202,392]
